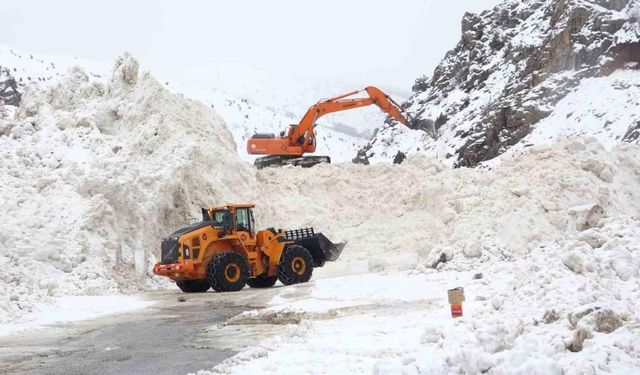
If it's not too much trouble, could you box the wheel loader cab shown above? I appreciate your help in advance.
[211,209,233,232]
[209,206,255,238]
[234,207,255,237]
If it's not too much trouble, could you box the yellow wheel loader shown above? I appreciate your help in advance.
[153,204,345,293]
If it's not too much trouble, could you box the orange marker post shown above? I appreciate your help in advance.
[447,287,465,318]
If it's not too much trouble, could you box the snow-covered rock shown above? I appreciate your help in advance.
[0,66,21,106]
[357,0,640,167]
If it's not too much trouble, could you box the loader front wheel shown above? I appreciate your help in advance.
[176,279,210,293]
[247,276,278,288]
[208,252,249,292]
[277,245,313,285]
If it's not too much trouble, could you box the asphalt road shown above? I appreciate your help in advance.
[0,288,279,375]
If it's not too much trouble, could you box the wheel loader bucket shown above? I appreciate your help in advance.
[317,233,346,262]
[284,228,346,267]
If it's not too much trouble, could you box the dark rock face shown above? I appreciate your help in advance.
[0,67,21,106]
[623,120,640,142]
[358,0,640,167]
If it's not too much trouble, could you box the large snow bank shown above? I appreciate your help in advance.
[255,137,640,276]
[194,135,640,374]
[198,215,640,374]
[0,54,254,322]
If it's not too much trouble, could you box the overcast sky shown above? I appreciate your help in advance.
[0,0,501,94]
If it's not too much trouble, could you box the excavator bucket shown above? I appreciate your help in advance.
[284,228,346,267]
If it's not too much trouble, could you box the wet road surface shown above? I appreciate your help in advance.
[0,288,279,375]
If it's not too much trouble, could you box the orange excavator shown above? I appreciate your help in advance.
[247,86,416,168]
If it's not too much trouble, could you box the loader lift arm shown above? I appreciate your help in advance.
[247,86,414,168]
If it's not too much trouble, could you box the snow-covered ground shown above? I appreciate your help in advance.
[198,216,640,374]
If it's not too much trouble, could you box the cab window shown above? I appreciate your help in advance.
[213,210,227,223]
[236,208,250,232]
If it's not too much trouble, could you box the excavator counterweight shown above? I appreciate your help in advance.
[247,86,414,168]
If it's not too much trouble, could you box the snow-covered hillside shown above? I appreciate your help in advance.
[358,0,640,167]
[0,45,109,89]
[491,69,640,166]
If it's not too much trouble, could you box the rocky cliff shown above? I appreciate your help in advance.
[357,0,640,167]
[0,67,21,106]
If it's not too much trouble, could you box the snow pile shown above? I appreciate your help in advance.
[198,215,640,374]
[193,135,640,374]
[254,137,640,276]
[0,54,254,322]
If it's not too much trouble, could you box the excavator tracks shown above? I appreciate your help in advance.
[254,155,331,169]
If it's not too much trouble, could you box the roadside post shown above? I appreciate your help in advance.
[448,287,465,318]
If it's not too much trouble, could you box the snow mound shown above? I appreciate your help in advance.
[0,55,254,322]
[255,137,640,276]
[199,215,640,374]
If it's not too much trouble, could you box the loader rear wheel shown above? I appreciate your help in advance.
[277,245,313,285]
[208,252,249,292]
[247,276,278,288]
[176,279,210,293]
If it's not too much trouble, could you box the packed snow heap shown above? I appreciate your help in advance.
[1,54,639,373]
[0,54,255,322]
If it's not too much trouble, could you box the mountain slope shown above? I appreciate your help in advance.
[358,0,640,167]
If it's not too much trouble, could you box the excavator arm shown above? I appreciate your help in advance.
[247,86,413,168]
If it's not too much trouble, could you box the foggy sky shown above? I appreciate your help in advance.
[0,0,502,94]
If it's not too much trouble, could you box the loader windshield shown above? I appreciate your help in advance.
[212,211,226,223]
[212,210,232,229]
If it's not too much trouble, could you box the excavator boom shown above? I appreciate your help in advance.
[247,86,413,168]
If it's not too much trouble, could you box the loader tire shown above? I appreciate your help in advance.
[246,276,278,288]
[277,245,313,286]
[176,279,210,293]
[208,252,249,292]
